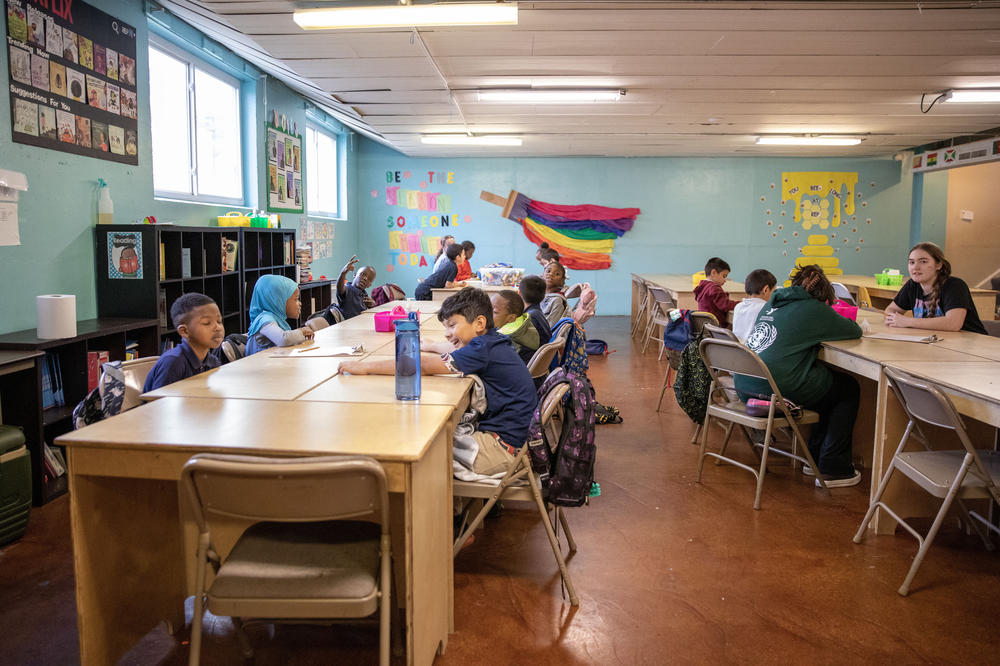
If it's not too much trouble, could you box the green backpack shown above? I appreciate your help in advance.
[673,338,712,424]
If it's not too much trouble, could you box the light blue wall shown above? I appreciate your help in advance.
[357,140,940,314]
[0,0,358,334]
[920,170,949,249]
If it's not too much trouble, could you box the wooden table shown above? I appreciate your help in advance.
[838,274,997,319]
[431,283,509,301]
[57,397,454,666]
[301,373,473,407]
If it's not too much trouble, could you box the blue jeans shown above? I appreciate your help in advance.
[806,371,860,477]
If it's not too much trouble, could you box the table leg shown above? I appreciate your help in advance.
[69,460,186,665]
[406,425,451,665]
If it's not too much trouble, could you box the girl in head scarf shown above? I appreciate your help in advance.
[246,274,326,355]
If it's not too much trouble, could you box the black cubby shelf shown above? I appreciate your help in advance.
[95,225,296,343]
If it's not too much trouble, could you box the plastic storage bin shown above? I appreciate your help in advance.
[374,306,419,332]
[217,211,252,227]
[479,266,525,287]
[0,425,31,545]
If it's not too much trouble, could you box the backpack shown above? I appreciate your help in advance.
[371,283,406,306]
[662,309,692,352]
[585,339,610,355]
[527,367,598,507]
[72,361,127,429]
[673,338,712,424]
[214,333,247,365]
[550,318,589,376]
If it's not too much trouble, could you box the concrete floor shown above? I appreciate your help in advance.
[2,315,999,665]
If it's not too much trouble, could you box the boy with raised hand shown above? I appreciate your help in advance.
[733,269,777,342]
[694,256,739,327]
[337,254,376,319]
[144,293,225,392]
[340,287,537,476]
[491,289,540,365]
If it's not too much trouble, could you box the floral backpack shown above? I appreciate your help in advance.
[549,318,589,376]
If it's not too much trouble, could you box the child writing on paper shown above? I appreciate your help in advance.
[734,264,864,488]
[694,257,739,327]
[144,293,224,392]
[414,242,467,300]
[733,269,777,342]
[245,274,327,355]
[339,287,537,476]
[884,242,987,334]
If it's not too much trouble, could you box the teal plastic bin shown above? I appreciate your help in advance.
[0,425,31,545]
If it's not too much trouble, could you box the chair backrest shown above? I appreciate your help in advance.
[540,382,570,446]
[831,282,855,305]
[703,322,739,342]
[527,339,566,379]
[689,311,719,336]
[552,320,573,345]
[647,286,675,308]
[182,454,389,536]
[119,356,159,412]
[699,338,780,389]
[564,283,583,299]
[883,366,966,432]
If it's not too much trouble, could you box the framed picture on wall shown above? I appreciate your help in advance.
[266,123,303,213]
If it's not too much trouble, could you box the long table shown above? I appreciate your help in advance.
[636,274,1000,535]
[838,274,997,319]
[631,273,745,323]
[57,301,467,666]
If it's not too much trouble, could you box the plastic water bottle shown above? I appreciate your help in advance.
[394,313,421,400]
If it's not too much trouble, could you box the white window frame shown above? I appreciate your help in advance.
[149,35,245,206]
[305,122,345,219]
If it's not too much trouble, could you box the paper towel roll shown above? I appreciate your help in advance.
[37,295,77,339]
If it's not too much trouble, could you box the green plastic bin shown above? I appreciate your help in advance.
[0,425,31,545]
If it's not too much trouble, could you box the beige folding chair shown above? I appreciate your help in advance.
[697,338,827,509]
[526,338,566,380]
[564,282,583,299]
[655,312,719,412]
[630,277,651,339]
[181,454,392,665]
[853,367,1000,596]
[452,383,580,605]
[641,287,677,356]
[118,356,159,411]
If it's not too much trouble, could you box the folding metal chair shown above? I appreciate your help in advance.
[641,286,677,356]
[831,282,855,305]
[181,454,392,665]
[630,277,651,339]
[853,367,1000,595]
[526,338,566,380]
[697,338,828,509]
[452,383,579,605]
[655,312,719,412]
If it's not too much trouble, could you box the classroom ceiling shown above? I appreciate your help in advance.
[171,0,1000,157]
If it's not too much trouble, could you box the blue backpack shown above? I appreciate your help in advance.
[662,309,693,352]
[549,318,589,376]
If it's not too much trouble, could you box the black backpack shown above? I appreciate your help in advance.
[673,337,712,424]
[214,334,247,365]
[527,367,598,507]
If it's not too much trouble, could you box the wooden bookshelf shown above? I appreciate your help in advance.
[0,319,158,504]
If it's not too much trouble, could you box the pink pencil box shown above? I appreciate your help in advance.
[831,300,858,321]
[374,306,418,332]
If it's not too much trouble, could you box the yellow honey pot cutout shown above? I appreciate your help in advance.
[779,174,858,285]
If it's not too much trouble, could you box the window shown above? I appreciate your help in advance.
[149,37,244,204]
[306,124,341,218]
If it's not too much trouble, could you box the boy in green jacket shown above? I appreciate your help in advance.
[735,265,863,487]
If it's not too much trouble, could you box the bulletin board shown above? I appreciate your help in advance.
[6,0,139,164]
[266,123,303,213]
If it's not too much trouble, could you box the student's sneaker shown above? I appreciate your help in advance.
[815,469,862,488]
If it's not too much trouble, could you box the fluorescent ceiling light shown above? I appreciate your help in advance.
[756,136,862,146]
[421,135,522,146]
[943,88,1000,103]
[478,89,623,103]
[293,3,517,30]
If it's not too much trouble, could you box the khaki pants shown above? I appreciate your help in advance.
[470,431,515,476]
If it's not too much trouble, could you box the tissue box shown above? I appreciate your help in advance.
[479,267,524,287]
[374,306,418,332]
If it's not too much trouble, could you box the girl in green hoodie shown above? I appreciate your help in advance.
[734,265,864,487]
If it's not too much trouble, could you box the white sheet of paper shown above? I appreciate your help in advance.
[0,203,20,246]
[863,332,939,343]
[271,344,364,358]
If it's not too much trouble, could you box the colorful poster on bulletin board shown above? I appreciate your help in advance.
[107,231,142,279]
[6,0,139,164]
[266,123,303,212]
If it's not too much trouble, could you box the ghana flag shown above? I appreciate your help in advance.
[481,189,639,270]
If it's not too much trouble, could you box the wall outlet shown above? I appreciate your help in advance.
[960,209,974,222]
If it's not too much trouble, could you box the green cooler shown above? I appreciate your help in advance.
[0,425,31,545]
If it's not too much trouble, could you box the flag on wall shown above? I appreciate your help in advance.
[481,190,639,270]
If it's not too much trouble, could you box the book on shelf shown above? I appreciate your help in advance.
[125,339,139,361]
[41,356,55,409]
[182,248,192,278]
[159,243,166,280]
[284,239,292,266]
[42,353,65,408]
[42,442,66,478]
[159,288,168,328]
[160,338,176,354]
[87,350,110,391]
[222,238,239,272]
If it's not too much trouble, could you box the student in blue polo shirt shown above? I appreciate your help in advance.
[414,242,466,300]
[144,293,225,392]
[339,287,537,475]
[336,254,376,319]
